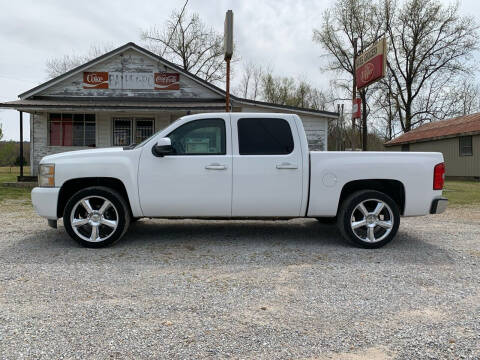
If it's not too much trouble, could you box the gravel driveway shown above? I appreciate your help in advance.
[0,200,479,359]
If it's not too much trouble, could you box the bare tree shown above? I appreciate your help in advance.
[236,61,265,100]
[141,6,225,83]
[45,44,115,79]
[236,61,254,98]
[384,0,479,132]
[313,0,383,150]
[251,65,264,100]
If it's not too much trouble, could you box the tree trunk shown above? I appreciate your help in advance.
[360,91,368,150]
[405,104,412,132]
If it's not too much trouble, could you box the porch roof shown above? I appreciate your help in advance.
[0,99,228,112]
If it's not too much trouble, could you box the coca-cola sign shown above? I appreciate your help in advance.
[154,73,180,90]
[83,72,109,89]
[82,71,181,90]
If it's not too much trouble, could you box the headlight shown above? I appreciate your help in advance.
[38,164,55,187]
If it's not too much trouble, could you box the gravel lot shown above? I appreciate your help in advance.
[0,200,479,359]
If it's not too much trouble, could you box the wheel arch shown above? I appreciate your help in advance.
[337,179,406,216]
[57,177,132,218]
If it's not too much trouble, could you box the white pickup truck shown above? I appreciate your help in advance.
[31,113,447,248]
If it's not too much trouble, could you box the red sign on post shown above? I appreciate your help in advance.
[355,38,387,90]
[352,98,361,119]
[83,72,109,89]
[154,73,180,90]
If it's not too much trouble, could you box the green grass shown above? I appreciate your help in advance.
[443,180,480,206]
[0,166,32,202]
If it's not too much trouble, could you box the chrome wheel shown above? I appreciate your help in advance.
[350,199,394,243]
[70,196,119,243]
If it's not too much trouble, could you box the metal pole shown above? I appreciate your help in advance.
[19,111,24,178]
[352,38,358,151]
[225,58,231,112]
[340,104,344,151]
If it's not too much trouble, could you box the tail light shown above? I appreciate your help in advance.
[433,163,445,190]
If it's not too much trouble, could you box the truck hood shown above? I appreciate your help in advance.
[40,147,125,164]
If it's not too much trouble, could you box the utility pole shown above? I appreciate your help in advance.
[225,58,231,112]
[352,38,358,150]
[19,111,24,179]
[224,10,233,112]
[361,91,367,151]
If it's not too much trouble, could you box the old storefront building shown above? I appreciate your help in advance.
[1,43,337,175]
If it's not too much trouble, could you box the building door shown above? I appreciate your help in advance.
[113,117,154,146]
[138,116,232,217]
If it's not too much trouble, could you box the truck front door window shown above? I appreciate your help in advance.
[168,118,226,155]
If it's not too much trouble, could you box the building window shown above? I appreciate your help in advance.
[459,136,473,156]
[49,113,95,146]
[135,118,154,144]
[113,118,154,146]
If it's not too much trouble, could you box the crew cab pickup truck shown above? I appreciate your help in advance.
[31,113,448,248]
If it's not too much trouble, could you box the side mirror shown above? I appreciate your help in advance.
[152,137,173,157]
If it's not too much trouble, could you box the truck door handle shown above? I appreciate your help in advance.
[276,162,298,169]
[205,163,227,170]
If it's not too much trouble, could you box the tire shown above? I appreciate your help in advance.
[337,190,400,248]
[63,186,131,248]
[315,217,337,224]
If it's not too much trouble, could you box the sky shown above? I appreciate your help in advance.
[0,0,479,141]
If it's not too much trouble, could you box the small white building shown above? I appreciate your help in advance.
[1,42,337,175]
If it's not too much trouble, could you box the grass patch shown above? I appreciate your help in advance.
[443,180,480,206]
[0,166,32,202]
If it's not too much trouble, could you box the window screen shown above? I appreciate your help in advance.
[113,119,132,146]
[238,118,294,155]
[459,136,473,156]
[135,119,154,144]
[49,113,96,146]
[168,119,225,155]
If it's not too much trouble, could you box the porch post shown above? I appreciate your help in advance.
[19,110,24,178]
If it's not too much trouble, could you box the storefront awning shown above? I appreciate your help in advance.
[0,99,227,112]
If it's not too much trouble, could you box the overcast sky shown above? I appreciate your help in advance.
[0,0,478,140]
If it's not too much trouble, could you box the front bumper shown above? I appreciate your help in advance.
[31,187,60,220]
[430,197,448,214]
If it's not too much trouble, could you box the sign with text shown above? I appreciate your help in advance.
[355,37,387,90]
[83,72,109,89]
[82,72,180,90]
[154,73,180,90]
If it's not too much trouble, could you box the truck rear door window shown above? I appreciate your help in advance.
[238,118,294,155]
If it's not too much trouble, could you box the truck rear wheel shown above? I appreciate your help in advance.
[63,186,131,248]
[337,190,400,248]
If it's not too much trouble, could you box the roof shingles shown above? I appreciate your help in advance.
[385,112,480,146]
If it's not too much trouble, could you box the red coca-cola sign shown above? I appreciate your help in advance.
[83,72,109,89]
[154,73,180,90]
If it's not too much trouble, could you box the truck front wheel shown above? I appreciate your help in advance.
[337,190,400,248]
[63,186,131,248]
